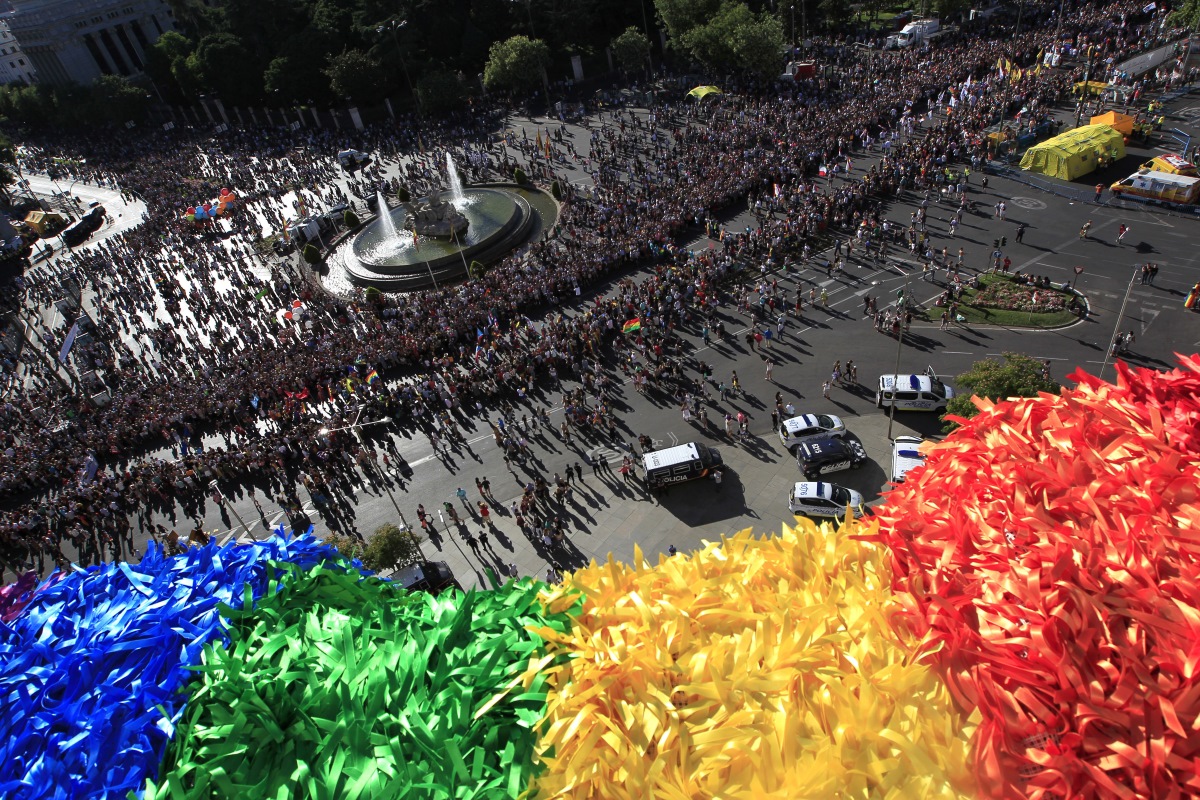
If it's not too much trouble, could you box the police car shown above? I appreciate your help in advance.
[788,481,866,520]
[875,368,955,413]
[796,435,868,480]
[890,435,927,483]
[778,413,846,452]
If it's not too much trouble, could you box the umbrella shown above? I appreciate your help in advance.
[687,85,723,100]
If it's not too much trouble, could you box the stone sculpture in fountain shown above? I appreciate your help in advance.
[403,188,468,238]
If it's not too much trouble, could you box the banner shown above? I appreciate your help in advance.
[59,321,80,364]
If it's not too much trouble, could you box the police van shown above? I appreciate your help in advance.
[876,368,955,412]
[890,435,927,483]
[643,442,723,488]
[337,149,371,170]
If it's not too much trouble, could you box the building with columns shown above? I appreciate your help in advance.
[4,0,175,86]
[0,18,37,84]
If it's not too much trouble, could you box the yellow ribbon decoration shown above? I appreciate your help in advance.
[525,519,979,799]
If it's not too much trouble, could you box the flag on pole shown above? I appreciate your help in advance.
[1143,2,1157,12]
[819,165,829,177]
[535,130,543,152]
[418,134,426,154]
[622,318,642,334]
[253,286,271,300]
[366,368,381,385]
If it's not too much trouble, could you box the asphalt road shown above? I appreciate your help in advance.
[82,90,1200,587]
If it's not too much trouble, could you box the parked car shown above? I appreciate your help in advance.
[787,481,865,521]
[778,414,846,453]
[796,436,869,481]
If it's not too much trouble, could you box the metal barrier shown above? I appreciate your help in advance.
[990,161,1200,219]
[988,162,1097,203]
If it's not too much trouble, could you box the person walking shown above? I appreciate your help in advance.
[763,357,774,382]
[1015,223,1026,243]
[1117,224,1129,245]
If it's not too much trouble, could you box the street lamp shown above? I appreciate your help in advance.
[378,18,417,98]
[209,480,253,538]
[886,273,912,442]
[790,5,796,55]
[1074,46,1096,128]
[318,410,412,535]
[1099,265,1140,381]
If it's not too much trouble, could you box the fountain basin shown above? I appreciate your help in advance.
[343,187,534,289]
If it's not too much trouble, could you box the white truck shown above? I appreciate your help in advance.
[886,17,940,49]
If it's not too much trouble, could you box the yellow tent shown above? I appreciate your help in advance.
[686,85,723,100]
[1090,110,1135,136]
[1019,124,1126,180]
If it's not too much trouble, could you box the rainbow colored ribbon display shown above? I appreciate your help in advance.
[0,357,1197,799]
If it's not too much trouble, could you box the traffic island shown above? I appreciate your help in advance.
[942,273,1084,328]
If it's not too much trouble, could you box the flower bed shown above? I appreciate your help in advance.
[972,277,1069,314]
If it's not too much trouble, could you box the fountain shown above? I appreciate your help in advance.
[330,172,556,293]
[445,153,466,206]
[402,188,468,238]
[376,192,400,241]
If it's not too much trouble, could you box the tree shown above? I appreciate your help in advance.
[483,35,550,94]
[0,132,16,206]
[86,75,151,125]
[360,522,425,572]
[611,27,652,73]
[324,48,386,102]
[654,0,722,48]
[146,31,196,101]
[943,352,1060,428]
[322,531,366,562]
[727,7,785,77]
[818,0,852,30]
[186,33,256,104]
[1173,0,1200,30]
[933,0,970,20]
[415,70,465,116]
[265,29,338,103]
[681,2,785,77]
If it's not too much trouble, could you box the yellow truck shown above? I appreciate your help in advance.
[1110,170,1200,206]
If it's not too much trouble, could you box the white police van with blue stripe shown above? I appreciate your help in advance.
[876,367,955,412]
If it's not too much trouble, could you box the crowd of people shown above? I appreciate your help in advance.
[0,0,1185,578]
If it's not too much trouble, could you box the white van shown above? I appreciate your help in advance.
[643,442,723,488]
[876,368,955,412]
[890,436,927,483]
[337,149,370,169]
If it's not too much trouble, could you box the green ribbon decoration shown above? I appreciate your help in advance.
[139,561,579,800]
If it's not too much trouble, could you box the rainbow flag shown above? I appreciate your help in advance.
[622,318,641,334]
[366,369,380,385]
